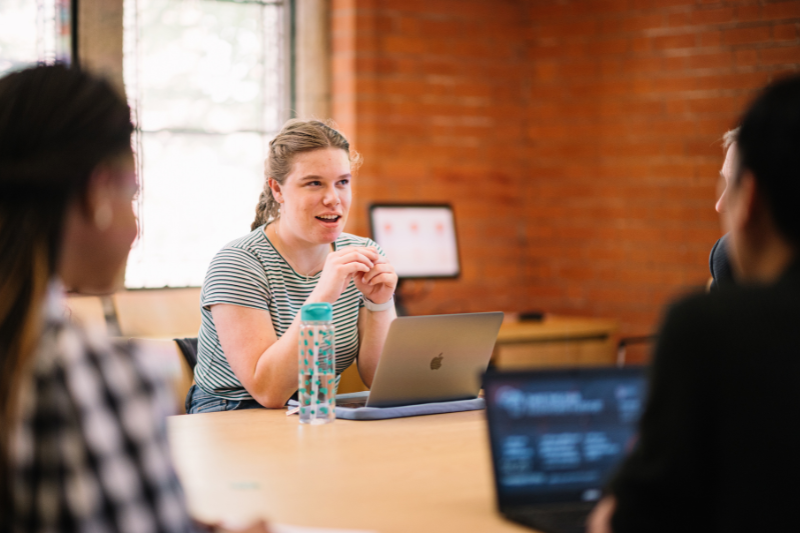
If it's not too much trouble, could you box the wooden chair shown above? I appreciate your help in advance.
[111,289,202,413]
[492,317,620,369]
[113,288,202,338]
[66,292,197,413]
[132,338,195,414]
[338,363,369,394]
[616,335,657,366]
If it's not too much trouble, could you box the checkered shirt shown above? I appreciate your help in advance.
[8,285,198,532]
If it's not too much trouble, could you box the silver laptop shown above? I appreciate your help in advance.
[337,312,504,408]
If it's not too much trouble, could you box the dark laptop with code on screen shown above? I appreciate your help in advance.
[483,367,647,533]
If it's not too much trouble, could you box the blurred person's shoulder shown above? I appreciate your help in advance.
[14,296,190,531]
[659,263,800,368]
[667,262,800,328]
[39,311,175,419]
[32,283,175,421]
[16,284,176,457]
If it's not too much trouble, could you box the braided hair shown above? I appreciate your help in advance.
[251,119,361,230]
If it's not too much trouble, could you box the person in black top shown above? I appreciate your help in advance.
[588,74,800,532]
[708,233,734,291]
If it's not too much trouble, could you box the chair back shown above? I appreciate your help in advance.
[133,338,195,414]
[174,337,198,371]
[113,288,201,338]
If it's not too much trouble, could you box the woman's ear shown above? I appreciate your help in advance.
[268,178,283,204]
[59,153,137,295]
[83,164,117,230]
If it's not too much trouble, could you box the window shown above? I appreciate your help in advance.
[123,0,290,288]
[0,0,73,77]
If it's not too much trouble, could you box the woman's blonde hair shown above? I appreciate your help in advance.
[251,119,361,230]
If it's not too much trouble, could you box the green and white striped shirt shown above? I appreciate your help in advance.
[194,225,382,401]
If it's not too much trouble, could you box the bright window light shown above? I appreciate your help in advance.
[0,0,72,77]
[123,0,288,288]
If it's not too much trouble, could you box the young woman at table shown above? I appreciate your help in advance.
[0,65,265,532]
[187,120,398,413]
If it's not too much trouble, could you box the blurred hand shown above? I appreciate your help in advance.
[354,251,397,305]
[587,496,616,533]
[222,521,271,533]
[196,519,271,533]
[311,246,380,304]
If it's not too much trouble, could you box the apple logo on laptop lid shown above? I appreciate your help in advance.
[430,353,443,370]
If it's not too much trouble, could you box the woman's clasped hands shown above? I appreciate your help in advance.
[310,246,397,306]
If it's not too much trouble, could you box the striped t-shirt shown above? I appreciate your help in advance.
[194,225,383,401]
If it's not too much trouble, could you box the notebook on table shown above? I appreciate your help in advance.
[483,366,647,533]
[334,311,504,420]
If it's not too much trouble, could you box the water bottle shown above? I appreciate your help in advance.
[298,302,336,424]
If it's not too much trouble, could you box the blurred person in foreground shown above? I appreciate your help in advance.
[0,65,266,532]
[588,74,800,532]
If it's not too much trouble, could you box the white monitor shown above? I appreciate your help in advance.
[369,204,461,279]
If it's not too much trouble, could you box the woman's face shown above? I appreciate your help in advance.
[59,153,139,294]
[271,147,352,245]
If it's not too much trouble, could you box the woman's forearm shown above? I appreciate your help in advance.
[247,291,334,407]
[356,305,397,387]
[212,304,305,408]
[250,318,304,407]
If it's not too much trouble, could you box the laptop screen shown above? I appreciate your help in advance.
[483,367,647,507]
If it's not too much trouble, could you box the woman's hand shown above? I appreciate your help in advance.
[354,252,397,305]
[310,246,380,304]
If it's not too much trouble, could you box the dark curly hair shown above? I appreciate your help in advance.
[0,65,133,521]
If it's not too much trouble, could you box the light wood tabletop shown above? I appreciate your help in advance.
[168,409,532,532]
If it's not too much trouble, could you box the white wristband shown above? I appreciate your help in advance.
[364,296,394,312]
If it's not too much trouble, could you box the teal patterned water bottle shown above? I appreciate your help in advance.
[298,303,336,424]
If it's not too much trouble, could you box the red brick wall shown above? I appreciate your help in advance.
[332,0,800,361]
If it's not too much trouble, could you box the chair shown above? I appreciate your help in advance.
[616,335,657,366]
[337,362,369,394]
[113,288,202,338]
[174,337,198,371]
[132,338,195,414]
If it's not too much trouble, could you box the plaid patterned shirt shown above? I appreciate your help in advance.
[9,284,197,532]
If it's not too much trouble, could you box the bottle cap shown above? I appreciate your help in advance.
[301,302,333,322]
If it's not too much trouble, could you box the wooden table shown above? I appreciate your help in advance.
[493,317,619,369]
[168,409,531,532]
